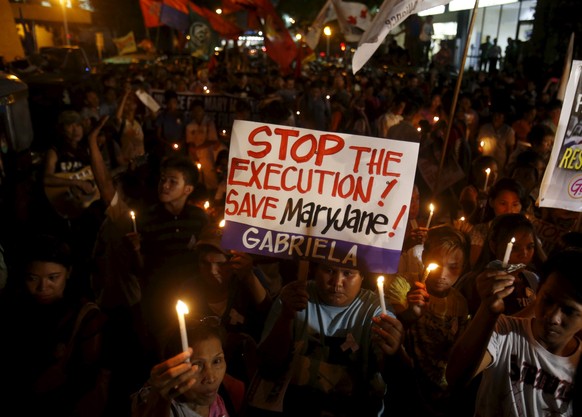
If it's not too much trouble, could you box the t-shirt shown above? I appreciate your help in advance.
[475,315,581,417]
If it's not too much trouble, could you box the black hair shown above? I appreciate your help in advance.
[160,155,199,186]
[527,124,554,147]
[164,89,178,102]
[162,316,226,360]
[189,99,204,111]
[539,248,582,303]
[422,224,470,274]
[21,234,73,270]
[479,177,527,223]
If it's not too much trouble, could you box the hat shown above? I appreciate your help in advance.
[58,110,81,126]
[195,225,227,255]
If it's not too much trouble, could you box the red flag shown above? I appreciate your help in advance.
[188,2,243,39]
[140,0,162,28]
[253,0,297,72]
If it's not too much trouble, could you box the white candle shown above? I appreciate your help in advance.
[501,237,516,268]
[130,211,137,233]
[376,276,387,315]
[176,300,190,360]
[483,168,491,191]
[421,263,439,283]
[426,204,435,229]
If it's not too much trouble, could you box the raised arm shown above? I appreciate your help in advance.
[87,116,116,206]
[446,269,515,387]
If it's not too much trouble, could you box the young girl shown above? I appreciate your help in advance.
[386,225,470,416]
[455,213,545,317]
[468,178,526,266]
[132,317,245,417]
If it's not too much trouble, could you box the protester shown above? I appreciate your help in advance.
[447,247,582,416]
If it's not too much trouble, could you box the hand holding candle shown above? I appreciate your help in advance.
[501,237,515,268]
[377,276,387,315]
[421,263,439,283]
[426,204,435,229]
[130,210,137,233]
[176,300,190,361]
[483,168,491,192]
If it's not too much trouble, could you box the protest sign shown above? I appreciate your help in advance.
[221,120,420,274]
[151,90,259,131]
[538,61,582,211]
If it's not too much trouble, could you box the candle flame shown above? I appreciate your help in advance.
[130,210,135,219]
[176,300,189,315]
[429,203,434,213]
[173,143,179,149]
[417,127,421,132]
[485,167,491,174]
[222,129,226,135]
[196,163,202,170]
[460,216,465,221]
[219,219,226,228]
[204,201,210,210]
[480,140,485,147]
[510,237,516,244]
[426,263,439,273]
[377,275,385,286]
[433,116,440,122]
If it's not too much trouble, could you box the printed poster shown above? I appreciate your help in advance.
[221,120,420,274]
[538,61,582,211]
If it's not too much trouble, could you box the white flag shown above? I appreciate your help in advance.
[305,0,334,50]
[332,0,372,43]
[352,0,451,74]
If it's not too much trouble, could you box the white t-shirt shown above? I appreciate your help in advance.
[475,315,581,417]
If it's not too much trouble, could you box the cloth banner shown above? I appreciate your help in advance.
[304,0,334,50]
[160,0,190,32]
[352,0,451,73]
[538,61,582,211]
[188,2,243,39]
[112,31,138,55]
[140,0,162,28]
[221,120,420,274]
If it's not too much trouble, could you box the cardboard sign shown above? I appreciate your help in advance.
[221,120,420,274]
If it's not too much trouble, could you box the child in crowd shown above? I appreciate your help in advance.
[386,225,470,416]
[456,213,545,317]
[447,248,582,417]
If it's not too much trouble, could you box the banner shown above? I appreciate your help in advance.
[150,90,259,131]
[538,61,582,212]
[221,121,420,274]
[352,0,451,73]
[112,31,138,55]
[140,0,162,28]
[305,0,334,50]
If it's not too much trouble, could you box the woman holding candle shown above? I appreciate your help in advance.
[458,155,498,222]
[385,225,470,417]
[132,317,245,417]
[455,213,545,317]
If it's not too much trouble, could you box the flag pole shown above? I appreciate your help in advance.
[432,0,480,200]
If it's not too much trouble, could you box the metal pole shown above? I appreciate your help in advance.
[432,0,480,200]
[60,0,70,46]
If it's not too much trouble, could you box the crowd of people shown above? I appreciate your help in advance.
[0,38,581,417]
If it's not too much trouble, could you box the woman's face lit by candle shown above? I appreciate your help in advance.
[490,190,522,216]
[25,261,69,305]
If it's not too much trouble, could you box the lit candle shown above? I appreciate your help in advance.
[376,276,387,315]
[204,201,210,210]
[433,116,439,123]
[130,210,137,233]
[426,203,435,229]
[483,168,491,192]
[221,129,227,136]
[172,143,179,150]
[196,162,202,170]
[176,300,190,360]
[501,237,516,268]
[421,263,439,283]
[479,140,485,153]
[219,219,225,228]
[417,127,421,132]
